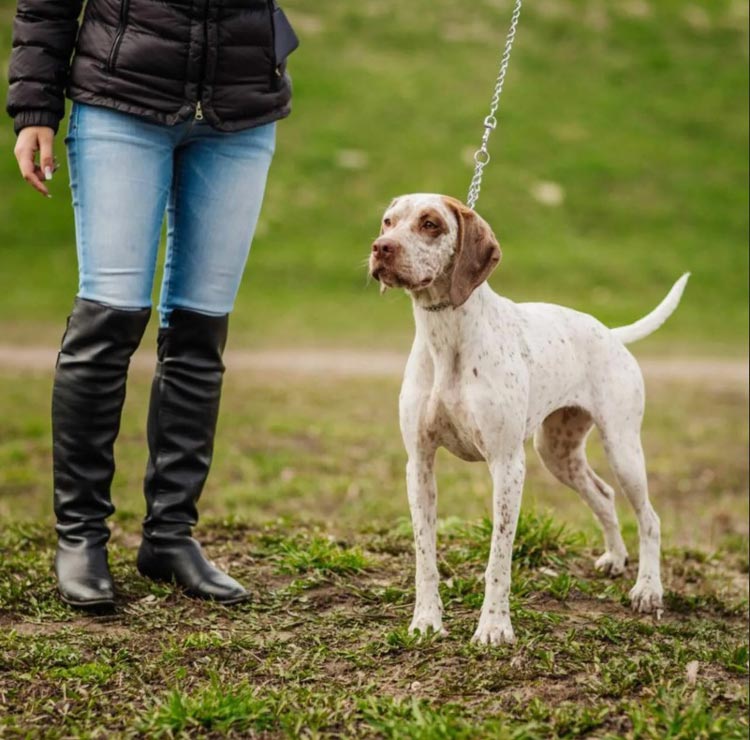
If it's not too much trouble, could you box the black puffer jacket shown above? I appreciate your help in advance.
[6,0,296,135]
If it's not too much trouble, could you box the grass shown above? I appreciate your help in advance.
[0,514,747,738]
[445,511,584,569]
[1,368,746,550]
[261,533,370,575]
[0,368,747,737]
[0,0,747,352]
[145,679,278,736]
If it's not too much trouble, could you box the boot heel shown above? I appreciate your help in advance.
[136,539,172,583]
[55,543,116,612]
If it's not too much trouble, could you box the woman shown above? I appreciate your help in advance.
[7,0,297,610]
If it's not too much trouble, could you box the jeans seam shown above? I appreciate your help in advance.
[160,153,184,326]
[66,108,87,299]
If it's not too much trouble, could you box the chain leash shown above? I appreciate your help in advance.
[466,0,523,211]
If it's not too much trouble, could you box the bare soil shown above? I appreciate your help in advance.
[0,345,747,389]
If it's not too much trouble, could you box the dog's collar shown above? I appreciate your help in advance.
[420,301,453,313]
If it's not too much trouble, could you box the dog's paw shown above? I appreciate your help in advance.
[409,610,446,637]
[471,618,515,646]
[595,550,628,577]
[629,578,663,615]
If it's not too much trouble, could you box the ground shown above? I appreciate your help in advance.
[0,362,748,738]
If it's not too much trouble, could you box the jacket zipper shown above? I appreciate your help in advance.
[195,0,210,119]
[267,0,281,85]
[106,0,130,73]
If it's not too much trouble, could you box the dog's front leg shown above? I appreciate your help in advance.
[473,447,525,646]
[406,450,445,636]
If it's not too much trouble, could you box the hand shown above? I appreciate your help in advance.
[14,126,58,198]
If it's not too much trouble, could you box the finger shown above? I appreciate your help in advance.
[33,164,50,183]
[34,162,59,178]
[38,131,56,181]
[27,168,51,197]
[17,150,50,197]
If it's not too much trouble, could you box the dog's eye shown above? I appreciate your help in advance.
[383,218,392,227]
[423,220,438,230]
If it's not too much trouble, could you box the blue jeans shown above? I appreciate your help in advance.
[64,101,276,326]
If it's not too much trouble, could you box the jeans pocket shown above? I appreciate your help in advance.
[64,102,80,147]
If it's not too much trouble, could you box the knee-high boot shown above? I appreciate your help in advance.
[53,298,151,609]
[136,308,248,604]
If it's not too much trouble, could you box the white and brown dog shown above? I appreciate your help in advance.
[369,194,688,645]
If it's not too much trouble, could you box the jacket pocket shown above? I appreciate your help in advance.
[269,2,299,85]
[106,0,131,74]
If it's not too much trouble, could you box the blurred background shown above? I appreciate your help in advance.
[0,0,747,351]
[0,0,748,547]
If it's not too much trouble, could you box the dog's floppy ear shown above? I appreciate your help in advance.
[443,196,501,308]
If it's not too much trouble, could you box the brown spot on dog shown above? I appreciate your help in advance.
[452,351,461,378]
[441,196,502,307]
[411,209,447,237]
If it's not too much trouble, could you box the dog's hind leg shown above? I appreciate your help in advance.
[599,426,663,614]
[533,407,629,576]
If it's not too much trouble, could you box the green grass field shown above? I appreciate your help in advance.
[1,515,748,738]
[0,369,748,737]
[0,0,748,737]
[0,0,748,351]
[1,369,748,547]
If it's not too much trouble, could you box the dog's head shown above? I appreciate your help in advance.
[368,194,501,307]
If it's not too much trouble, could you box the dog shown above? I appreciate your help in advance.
[368,193,689,645]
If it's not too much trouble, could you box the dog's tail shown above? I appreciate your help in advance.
[611,273,690,345]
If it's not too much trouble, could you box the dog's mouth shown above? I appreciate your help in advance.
[414,276,435,289]
[371,267,433,291]
[371,267,406,288]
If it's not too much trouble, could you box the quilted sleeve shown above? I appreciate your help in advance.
[5,0,84,134]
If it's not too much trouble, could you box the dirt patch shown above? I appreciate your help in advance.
[0,345,746,390]
[1,520,748,737]
[2,617,132,638]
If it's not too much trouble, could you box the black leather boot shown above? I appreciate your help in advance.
[137,309,248,604]
[53,298,151,610]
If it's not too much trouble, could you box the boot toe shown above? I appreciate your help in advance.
[138,537,250,604]
[59,578,115,609]
[194,574,250,604]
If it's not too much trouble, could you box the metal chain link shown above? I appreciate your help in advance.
[466,0,523,210]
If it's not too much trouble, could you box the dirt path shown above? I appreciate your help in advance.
[0,344,746,389]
